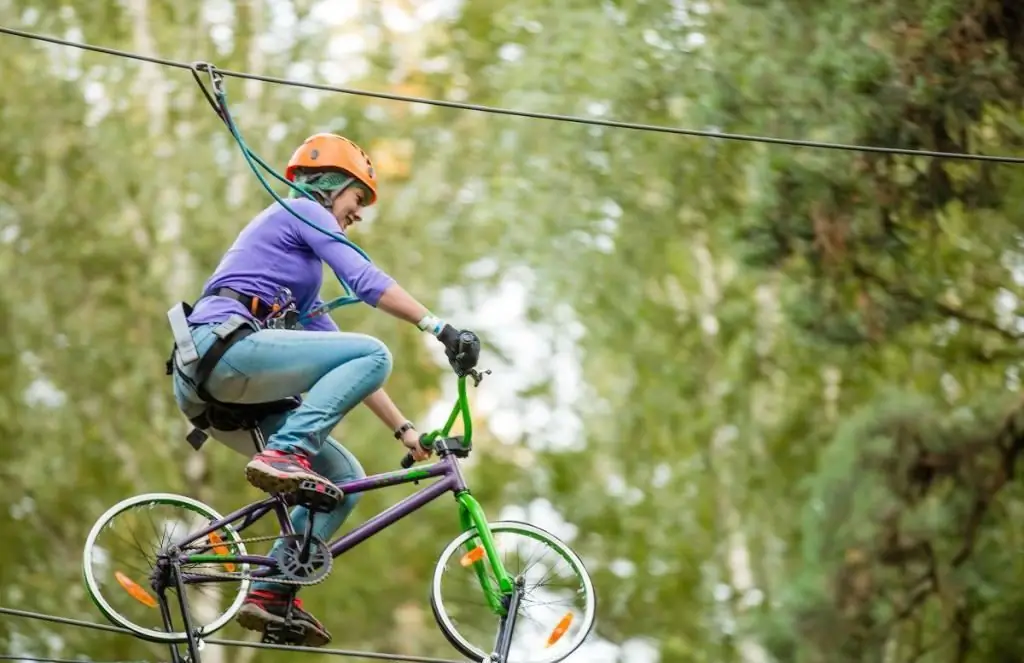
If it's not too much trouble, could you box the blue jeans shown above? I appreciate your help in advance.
[171,321,393,593]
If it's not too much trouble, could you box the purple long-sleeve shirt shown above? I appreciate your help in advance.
[186,198,396,331]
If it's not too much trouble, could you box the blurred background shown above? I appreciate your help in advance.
[3,0,1024,662]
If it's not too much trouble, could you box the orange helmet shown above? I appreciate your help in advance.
[285,133,378,205]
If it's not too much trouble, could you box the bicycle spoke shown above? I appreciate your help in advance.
[431,522,596,663]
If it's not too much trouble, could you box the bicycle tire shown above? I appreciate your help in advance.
[430,520,596,663]
[81,492,250,643]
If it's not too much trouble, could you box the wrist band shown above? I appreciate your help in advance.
[416,314,444,336]
[394,421,415,439]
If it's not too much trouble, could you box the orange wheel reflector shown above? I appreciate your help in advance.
[114,571,157,608]
[545,612,574,647]
[460,546,486,567]
[208,531,236,572]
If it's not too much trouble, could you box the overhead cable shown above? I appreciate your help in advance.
[1,25,1022,163]
[0,607,467,663]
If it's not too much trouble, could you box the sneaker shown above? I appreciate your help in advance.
[245,449,336,496]
[236,590,332,647]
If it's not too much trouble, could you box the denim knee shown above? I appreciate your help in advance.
[313,437,366,516]
[365,337,393,386]
[333,459,365,519]
[339,488,363,516]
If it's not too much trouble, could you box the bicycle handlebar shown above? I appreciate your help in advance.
[399,449,420,469]
[400,432,432,469]
[399,366,489,469]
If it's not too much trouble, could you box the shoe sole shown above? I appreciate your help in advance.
[236,603,331,647]
[245,459,336,496]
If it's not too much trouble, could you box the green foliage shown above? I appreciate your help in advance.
[756,390,1024,662]
[5,0,1024,662]
[0,1,499,660]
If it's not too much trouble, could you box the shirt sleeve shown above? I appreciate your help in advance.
[285,199,397,307]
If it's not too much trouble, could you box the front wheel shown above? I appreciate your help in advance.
[430,520,596,663]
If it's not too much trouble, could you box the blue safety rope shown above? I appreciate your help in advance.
[205,72,368,324]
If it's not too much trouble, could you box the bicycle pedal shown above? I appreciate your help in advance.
[262,620,308,645]
[296,479,342,513]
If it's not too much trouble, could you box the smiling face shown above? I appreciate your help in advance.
[330,185,368,230]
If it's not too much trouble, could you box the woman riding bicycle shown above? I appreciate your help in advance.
[167,132,480,646]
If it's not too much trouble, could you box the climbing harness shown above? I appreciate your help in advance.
[165,288,302,451]
[165,62,379,449]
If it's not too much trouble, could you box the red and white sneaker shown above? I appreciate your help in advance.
[244,449,334,496]
[236,589,331,646]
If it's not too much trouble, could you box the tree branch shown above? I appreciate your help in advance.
[852,263,1024,342]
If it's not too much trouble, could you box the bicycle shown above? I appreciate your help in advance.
[81,365,596,663]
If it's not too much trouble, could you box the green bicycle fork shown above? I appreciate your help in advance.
[456,491,515,616]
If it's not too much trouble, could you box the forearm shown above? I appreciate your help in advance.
[363,388,411,432]
[376,282,431,325]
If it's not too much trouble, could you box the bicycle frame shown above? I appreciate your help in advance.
[171,373,515,612]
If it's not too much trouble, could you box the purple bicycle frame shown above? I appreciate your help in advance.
[178,452,470,583]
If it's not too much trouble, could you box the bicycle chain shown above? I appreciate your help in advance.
[181,533,333,587]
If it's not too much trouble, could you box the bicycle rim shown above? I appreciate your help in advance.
[81,492,250,643]
[430,520,597,663]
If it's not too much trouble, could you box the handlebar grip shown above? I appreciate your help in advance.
[401,433,435,468]
[453,332,481,374]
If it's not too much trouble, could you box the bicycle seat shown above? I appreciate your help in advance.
[205,397,302,431]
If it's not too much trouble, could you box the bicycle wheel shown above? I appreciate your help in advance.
[430,520,596,663]
[82,492,250,643]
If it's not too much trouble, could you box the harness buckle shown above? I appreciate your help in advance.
[266,309,300,330]
[212,314,250,340]
[167,302,199,366]
[262,286,302,330]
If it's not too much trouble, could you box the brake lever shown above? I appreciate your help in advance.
[469,368,492,387]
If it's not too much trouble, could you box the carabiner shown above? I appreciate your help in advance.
[192,61,224,94]
[269,286,295,314]
[190,61,227,123]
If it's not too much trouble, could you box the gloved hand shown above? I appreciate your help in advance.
[437,325,481,376]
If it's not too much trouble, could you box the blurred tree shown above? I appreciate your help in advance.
[0,1,502,661]
[6,0,1024,662]
[391,0,1024,661]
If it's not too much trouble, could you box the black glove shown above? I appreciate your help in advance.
[437,325,481,376]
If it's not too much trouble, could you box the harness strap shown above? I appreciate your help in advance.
[191,314,256,403]
[165,301,259,450]
[167,302,199,366]
[203,286,274,319]
[165,289,304,451]
[164,288,267,385]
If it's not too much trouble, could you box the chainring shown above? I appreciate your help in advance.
[277,535,333,584]
[175,532,333,587]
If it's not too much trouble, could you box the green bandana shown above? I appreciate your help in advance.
[289,171,353,199]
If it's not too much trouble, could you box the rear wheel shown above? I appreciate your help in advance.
[430,520,596,663]
[82,492,250,643]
